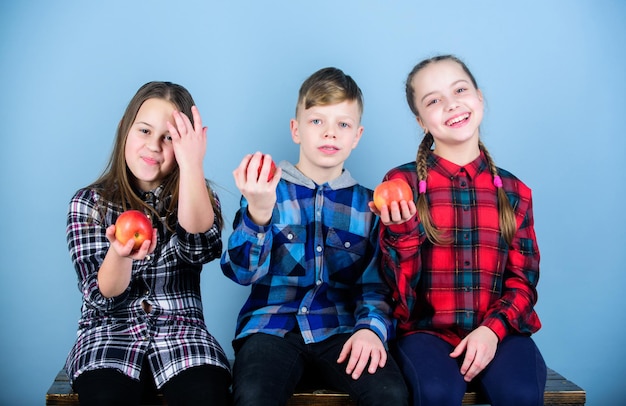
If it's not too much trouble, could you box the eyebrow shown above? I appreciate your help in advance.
[134,121,153,127]
[420,79,470,103]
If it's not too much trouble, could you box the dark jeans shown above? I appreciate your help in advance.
[232,332,408,406]
[74,361,231,406]
[393,333,546,406]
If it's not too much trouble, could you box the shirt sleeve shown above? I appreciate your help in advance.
[481,186,542,340]
[66,188,130,313]
[220,196,274,285]
[378,170,426,324]
[379,216,425,324]
[352,217,395,342]
[175,189,223,265]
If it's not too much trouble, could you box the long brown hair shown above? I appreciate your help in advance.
[406,56,515,245]
[90,81,223,230]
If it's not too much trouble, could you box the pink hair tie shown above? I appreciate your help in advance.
[418,180,427,194]
[493,175,503,188]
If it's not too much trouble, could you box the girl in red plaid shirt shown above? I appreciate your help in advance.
[369,55,546,405]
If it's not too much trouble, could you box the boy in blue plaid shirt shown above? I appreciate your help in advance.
[221,67,408,406]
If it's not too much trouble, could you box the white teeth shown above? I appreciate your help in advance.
[447,113,469,125]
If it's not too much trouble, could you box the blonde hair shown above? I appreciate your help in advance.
[408,56,516,245]
[296,67,363,119]
[90,81,222,231]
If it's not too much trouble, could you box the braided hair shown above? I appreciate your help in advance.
[407,56,516,245]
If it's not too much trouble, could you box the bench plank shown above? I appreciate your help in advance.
[46,367,585,406]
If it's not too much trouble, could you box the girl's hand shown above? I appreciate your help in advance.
[449,326,498,382]
[368,199,416,226]
[167,105,206,170]
[106,225,157,260]
[233,152,281,226]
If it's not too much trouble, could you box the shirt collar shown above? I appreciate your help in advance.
[279,161,358,189]
[428,151,489,181]
[134,184,165,204]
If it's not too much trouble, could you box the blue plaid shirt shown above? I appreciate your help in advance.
[221,162,392,346]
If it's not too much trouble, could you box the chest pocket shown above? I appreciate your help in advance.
[270,224,307,276]
[325,228,368,284]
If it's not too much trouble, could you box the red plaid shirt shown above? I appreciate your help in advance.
[379,152,541,346]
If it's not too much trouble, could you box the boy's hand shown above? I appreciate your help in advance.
[368,199,416,226]
[337,329,387,380]
[233,152,281,226]
[449,326,498,382]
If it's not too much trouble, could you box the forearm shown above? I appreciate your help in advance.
[177,166,214,233]
[97,247,133,298]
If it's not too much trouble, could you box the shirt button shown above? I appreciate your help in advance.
[316,246,322,252]
[301,306,308,313]
[145,255,151,261]
[287,233,294,240]
[316,279,322,286]
[344,241,351,248]
[256,233,264,239]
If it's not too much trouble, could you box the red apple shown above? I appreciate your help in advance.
[115,210,153,250]
[261,158,277,181]
[373,179,414,211]
[248,155,277,181]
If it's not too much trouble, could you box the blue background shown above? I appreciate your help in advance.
[1,1,624,405]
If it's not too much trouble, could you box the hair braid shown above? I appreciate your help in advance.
[479,141,516,245]
[416,133,449,245]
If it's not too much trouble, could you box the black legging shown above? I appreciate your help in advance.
[74,360,231,406]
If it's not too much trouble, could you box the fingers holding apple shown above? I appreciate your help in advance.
[372,179,417,225]
[111,210,157,258]
[244,152,277,182]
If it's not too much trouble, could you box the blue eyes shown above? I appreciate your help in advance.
[310,119,350,128]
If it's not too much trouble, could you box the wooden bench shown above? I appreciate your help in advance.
[46,366,585,405]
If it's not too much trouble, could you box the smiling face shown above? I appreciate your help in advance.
[411,59,484,159]
[290,99,363,184]
[124,97,177,191]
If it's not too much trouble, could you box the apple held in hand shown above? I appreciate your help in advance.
[261,158,277,181]
[115,210,153,250]
[373,179,414,211]
[248,155,277,181]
